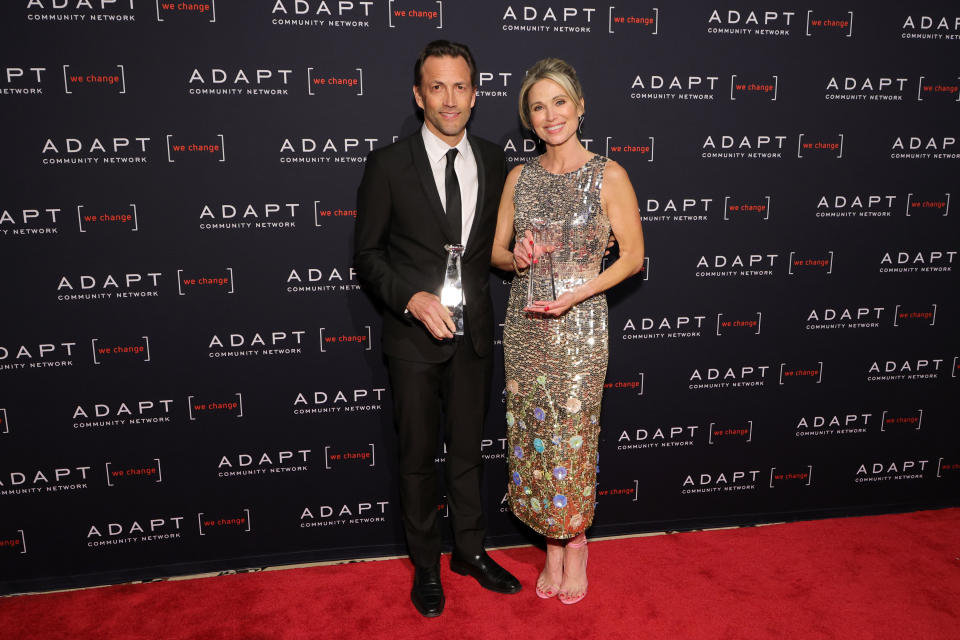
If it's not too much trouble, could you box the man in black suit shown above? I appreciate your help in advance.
[354,41,521,617]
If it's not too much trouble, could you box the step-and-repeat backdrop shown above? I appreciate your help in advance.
[1,1,958,593]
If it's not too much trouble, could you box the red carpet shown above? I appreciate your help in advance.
[1,508,957,640]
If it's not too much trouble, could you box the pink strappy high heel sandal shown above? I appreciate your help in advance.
[536,553,561,598]
[558,536,588,605]
[536,578,560,599]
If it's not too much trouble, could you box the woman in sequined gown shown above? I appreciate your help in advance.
[491,59,645,604]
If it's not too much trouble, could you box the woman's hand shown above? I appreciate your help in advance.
[512,229,534,270]
[513,230,558,271]
[524,289,582,317]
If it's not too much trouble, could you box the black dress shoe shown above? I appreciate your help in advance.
[450,550,522,594]
[411,564,445,617]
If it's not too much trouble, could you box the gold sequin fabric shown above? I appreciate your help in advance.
[503,155,610,539]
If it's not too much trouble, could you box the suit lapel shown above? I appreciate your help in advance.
[464,134,487,255]
[409,134,458,244]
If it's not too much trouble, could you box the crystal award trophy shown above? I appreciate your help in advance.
[441,243,465,335]
[526,218,557,308]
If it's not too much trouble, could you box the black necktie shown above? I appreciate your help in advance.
[445,148,462,240]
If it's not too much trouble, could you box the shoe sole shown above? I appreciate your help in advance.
[559,592,587,605]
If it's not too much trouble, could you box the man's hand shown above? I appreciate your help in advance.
[407,291,456,340]
[604,232,617,257]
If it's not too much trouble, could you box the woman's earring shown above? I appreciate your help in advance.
[577,114,584,135]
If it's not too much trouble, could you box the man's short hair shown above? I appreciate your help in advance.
[413,40,477,88]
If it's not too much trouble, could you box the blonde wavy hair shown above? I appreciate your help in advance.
[518,58,585,130]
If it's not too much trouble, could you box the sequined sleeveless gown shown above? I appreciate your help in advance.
[504,155,610,539]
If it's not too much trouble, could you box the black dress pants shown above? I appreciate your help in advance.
[386,331,492,568]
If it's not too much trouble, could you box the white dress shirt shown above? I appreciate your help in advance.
[420,124,479,248]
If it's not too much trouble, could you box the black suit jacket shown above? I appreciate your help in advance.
[354,132,508,362]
